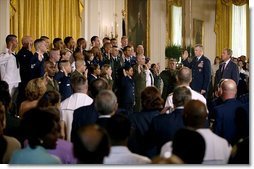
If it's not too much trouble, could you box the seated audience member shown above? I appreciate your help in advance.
[37,93,77,163]
[128,86,163,158]
[183,100,231,164]
[61,76,93,141]
[95,90,118,130]
[104,114,151,164]
[149,86,191,154]
[73,124,110,164]
[213,79,245,145]
[10,108,61,164]
[164,66,206,113]
[0,101,21,164]
[71,78,109,142]
[19,78,47,118]
[171,128,205,164]
[0,81,21,139]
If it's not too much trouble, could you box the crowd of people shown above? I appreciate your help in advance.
[0,34,249,164]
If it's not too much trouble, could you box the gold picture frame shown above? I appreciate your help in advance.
[192,19,204,45]
[125,0,150,56]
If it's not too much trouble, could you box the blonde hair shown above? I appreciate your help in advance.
[25,78,47,101]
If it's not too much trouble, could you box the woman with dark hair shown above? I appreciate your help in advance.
[10,108,61,164]
[128,86,163,158]
[0,101,21,164]
[73,124,110,164]
[37,91,77,164]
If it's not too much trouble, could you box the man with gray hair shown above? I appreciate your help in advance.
[182,44,211,98]
[95,90,118,129]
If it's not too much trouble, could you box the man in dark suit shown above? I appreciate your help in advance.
[149,86,191,154]
[213,79,244,145]
[182,44,211,98]
[214,48,239,87]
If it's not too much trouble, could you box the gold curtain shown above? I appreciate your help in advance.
[166,0,182,45]
[214,0,248,56]
[10,0,83,49]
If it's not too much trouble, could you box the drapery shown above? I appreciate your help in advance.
[10,0,83,49]
[214,0,248,56]
[166,0,183,45]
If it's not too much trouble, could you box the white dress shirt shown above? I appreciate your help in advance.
[160,129,232,164]
[164,86,207,113]
[104,146,151,164]
[61,93,93,141]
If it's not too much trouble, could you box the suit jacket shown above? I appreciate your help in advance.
[215,60,239,86]
[183,55,211,93]
[213,98,244,145]
[128,110,160,157]
[71,102,99,142]
[149,108,185,151]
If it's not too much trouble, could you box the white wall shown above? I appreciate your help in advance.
[150,0,167,70]
[0,0,10,51]
[83,0,124,48]
[184,0,216,62]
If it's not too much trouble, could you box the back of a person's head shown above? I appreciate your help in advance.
[95,90,117,115]
[71,76,87,93]
[172,128,205,164]
[21,107,59,149]
[89,78,109,98]
[37,90,61,108]
[73,124,110,164]
[173,86,192,108]
[141,86,164,111]
[183,100,207,129]
[177,67,192,85]
[25,78,47,101]
[107,114,131,145]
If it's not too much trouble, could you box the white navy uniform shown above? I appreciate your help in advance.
[0,48,21,95]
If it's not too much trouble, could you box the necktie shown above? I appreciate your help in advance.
[12,53,19,68]
[221,63,226,74]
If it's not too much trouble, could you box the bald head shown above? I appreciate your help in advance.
[183,100,207,129]
[221,79,237,100]
[177,67,192,85]
[22,36,33,49]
